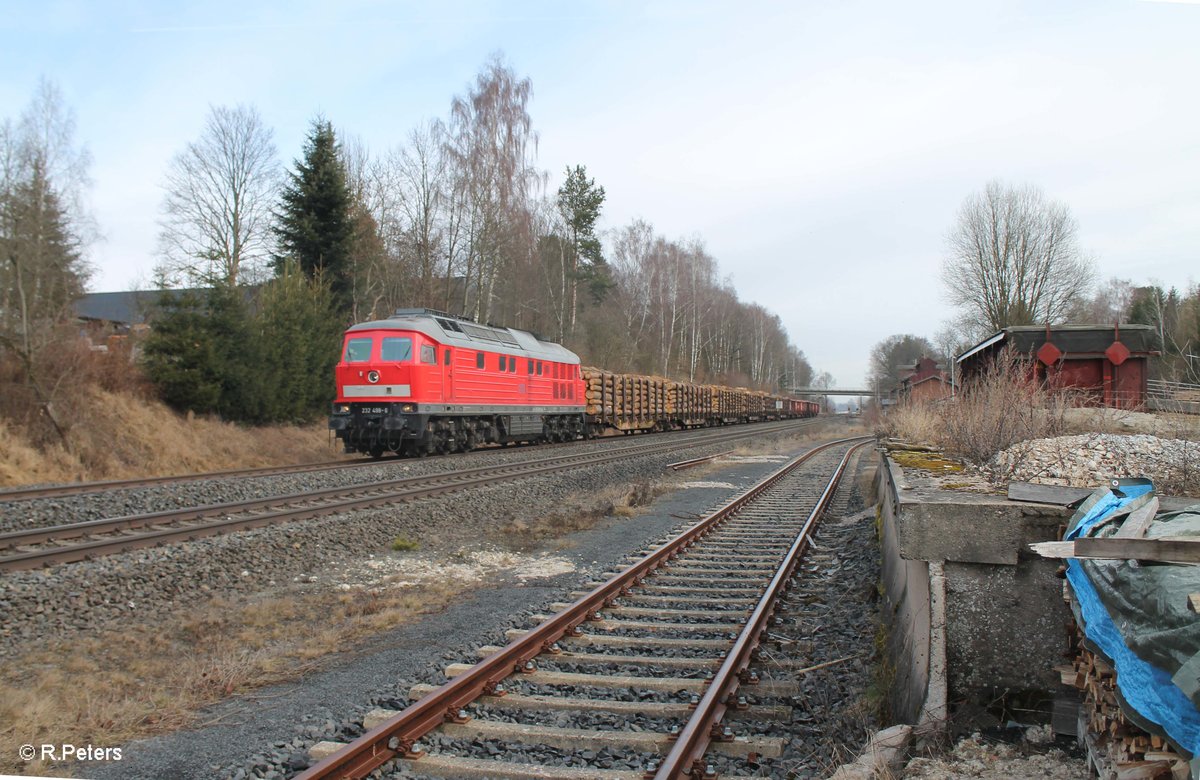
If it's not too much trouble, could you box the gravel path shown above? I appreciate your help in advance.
[79,429,852,780]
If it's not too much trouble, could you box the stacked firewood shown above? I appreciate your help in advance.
[1060,615,1189,779]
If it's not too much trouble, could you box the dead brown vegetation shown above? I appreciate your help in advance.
[0,581,466,776]
[879,350,1071,465]
[0,376,336,487]
[496,479,668,548]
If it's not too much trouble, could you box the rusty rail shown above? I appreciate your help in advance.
[296,435,871,780]
[665,450,734,471]
[654,439,871,779]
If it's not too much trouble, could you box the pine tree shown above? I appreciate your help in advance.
[141,287,264,421]
[274,118,353,310]
[556,165,609,335]
[256,261,342,422]
[140,291,225,415]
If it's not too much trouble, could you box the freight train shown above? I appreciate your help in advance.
[328,309,819,457]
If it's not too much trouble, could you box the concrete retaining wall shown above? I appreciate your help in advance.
[876,449,1073,725]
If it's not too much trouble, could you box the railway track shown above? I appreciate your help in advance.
[0,458,371,503]
[0,420,813,504]
[0,419,822,573]
[296,435,872,780]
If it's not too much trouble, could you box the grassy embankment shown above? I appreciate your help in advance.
[0,386,336,488]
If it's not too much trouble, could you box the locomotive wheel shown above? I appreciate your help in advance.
[368,445,384,459]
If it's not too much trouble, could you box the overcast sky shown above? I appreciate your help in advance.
[3,1,1198,386]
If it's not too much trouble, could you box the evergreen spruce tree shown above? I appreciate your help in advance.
[256,261,342,422]
[141,287,264,421]
[140,290,225,415]
[274,118,353,311]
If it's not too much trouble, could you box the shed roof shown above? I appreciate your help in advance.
[957,325,1157,364]
[74,289,197,326]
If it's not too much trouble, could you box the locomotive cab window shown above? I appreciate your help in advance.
[444,349,451,366]
[499,355,507,371]
[476,352,485,369]
[344,337,373,363]
[509,358,517,373]
[381,337,412,362]
[420,345,436,364]
[527,359,533,374]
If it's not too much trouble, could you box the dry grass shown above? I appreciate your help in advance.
[0,386,336,488]
[0,581,468,776]
[495,480,668,549]
[880,352,1071,466]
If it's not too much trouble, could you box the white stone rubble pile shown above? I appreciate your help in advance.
[986,433,1200,492]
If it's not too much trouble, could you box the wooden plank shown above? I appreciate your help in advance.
[1114,498,1160,539]
[1031,537,1200,564]
[1008,481,1092,505]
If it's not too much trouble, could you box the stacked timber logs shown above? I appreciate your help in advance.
[667,381,713,426]
[1060,612,1189,779]
[582,368,669,432]
[582,368,809,433]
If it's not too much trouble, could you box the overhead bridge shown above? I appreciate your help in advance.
[790,387,874,396]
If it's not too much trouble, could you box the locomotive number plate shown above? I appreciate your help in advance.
[360,406,387,415]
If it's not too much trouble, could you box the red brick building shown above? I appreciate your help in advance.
[898,356,952,403]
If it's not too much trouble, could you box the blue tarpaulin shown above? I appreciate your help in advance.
[1064,480,1200,774]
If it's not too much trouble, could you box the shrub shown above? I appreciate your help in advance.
[391,536,419,552]
[880,347,1070,466]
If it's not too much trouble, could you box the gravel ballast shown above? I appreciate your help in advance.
[0,424,819,654]
[58,424,853,780]
[987,432,1200,494]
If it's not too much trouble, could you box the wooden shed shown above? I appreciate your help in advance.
[955,325,1156,410]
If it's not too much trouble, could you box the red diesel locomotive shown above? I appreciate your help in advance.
[329,309,820,457]
[329,309,587,457]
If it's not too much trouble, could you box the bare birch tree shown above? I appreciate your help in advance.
[444,55,542,322]
[158,104,278,287]
[943,180,1096,332]
[607,220,656,369]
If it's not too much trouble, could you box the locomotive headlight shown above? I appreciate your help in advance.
[336,404,351,413]
[400,403,415,413]
[367,370,380,383]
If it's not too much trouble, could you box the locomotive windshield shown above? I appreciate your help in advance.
[344,337,373,362]
[382,337,413,362]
